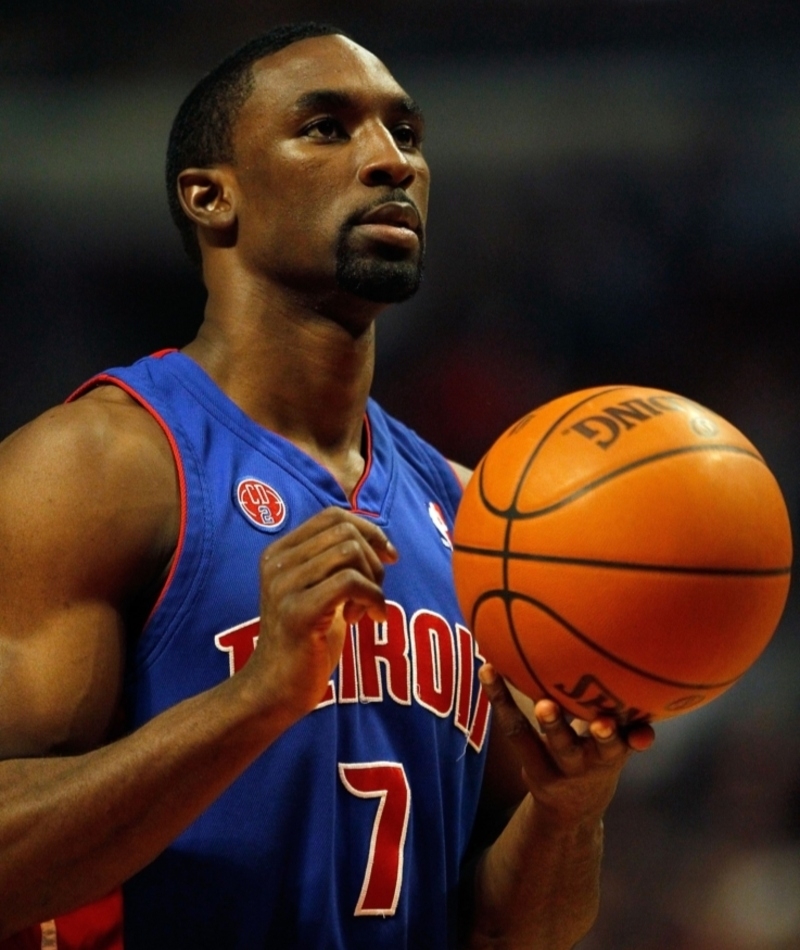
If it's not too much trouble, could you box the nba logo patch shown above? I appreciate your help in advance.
[235,478,287,532]
[428,501,453,550]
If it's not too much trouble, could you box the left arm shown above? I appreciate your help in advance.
[466,667,654,950]
[449,460,653,949]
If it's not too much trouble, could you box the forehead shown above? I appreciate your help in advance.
[243,34,411,120]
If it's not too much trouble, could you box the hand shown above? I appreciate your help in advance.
[245,507,398,720]
[478,664,654,826]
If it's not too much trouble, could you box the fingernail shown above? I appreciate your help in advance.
[478,664,496,686]
[538,702,559,725]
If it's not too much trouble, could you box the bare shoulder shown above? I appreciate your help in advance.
[1,383,173,481]
[0,385,180,600]
[0,388,180,756]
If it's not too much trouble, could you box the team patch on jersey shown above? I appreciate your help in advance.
[235,478,287,531]
[428,501,453,550]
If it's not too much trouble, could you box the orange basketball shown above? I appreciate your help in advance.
[452,385,793,723]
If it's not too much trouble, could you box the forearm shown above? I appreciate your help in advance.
[0,673,297,939]
[468,794,603,950]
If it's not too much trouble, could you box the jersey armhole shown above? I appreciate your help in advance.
[67,373,189,627]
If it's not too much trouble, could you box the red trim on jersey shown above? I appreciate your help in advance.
[53,890,124,949]
[350,413,376,515]
[67,373,189,626]
[0,890,123,950]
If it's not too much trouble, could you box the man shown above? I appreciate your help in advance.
[0,22,653,949]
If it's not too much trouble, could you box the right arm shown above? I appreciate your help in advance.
[0,392,395,939]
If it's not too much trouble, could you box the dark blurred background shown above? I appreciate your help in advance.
[3,1,799,946]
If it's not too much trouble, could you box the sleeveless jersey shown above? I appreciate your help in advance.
[51,351,490,949]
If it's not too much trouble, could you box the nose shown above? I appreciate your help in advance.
[357,122,417,190]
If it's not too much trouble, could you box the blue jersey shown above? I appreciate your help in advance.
[64,351,490,949]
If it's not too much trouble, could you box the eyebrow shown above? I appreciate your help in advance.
[291,89,425,125]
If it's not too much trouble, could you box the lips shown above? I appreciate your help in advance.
[355,201,421,234]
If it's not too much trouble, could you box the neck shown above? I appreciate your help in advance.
[183,267,384,496]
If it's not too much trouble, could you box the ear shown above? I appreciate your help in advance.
[176,167,237,233]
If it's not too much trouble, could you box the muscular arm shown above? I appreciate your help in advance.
[0,393,396,938]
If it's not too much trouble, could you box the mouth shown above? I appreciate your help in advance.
[350,200,422,251]
[356,201,421,233]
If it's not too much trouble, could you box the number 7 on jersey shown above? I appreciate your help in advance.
[338,762,411,916]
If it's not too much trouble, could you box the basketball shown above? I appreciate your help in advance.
[452,385,793,723]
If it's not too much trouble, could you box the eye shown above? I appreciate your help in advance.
[304,117,348,141]
[392,124,422,149]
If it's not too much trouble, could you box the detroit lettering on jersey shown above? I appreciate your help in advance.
[215,601,491,752]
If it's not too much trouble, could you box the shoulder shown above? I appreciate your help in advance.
[0,386,179,603]
[0,385,176,508]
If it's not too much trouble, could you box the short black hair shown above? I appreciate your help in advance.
[166,22,350,264]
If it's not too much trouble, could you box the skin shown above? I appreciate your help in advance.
[0,34,653,947]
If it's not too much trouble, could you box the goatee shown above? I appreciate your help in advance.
[335,201,425,303]
[335,248,425,303]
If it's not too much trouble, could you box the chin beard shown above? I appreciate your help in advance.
[335,234,425,303]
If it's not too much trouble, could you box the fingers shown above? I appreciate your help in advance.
[478,664,537,742]
[266,507,397,566]
[533,700,590,773]
[534,702,650,766]
[479,664,655,825]
[586,715,655,755]
[248,509,399,717]
[621,720,656,753]
[478,665,560,786]
[479,663,652,778]
[260,507,397,623]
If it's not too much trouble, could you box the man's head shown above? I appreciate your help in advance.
[167,23,428,305]
[166,23,344,265]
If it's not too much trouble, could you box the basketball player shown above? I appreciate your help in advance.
[0,23,653,949]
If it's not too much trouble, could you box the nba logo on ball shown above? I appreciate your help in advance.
[236,478,287,531]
